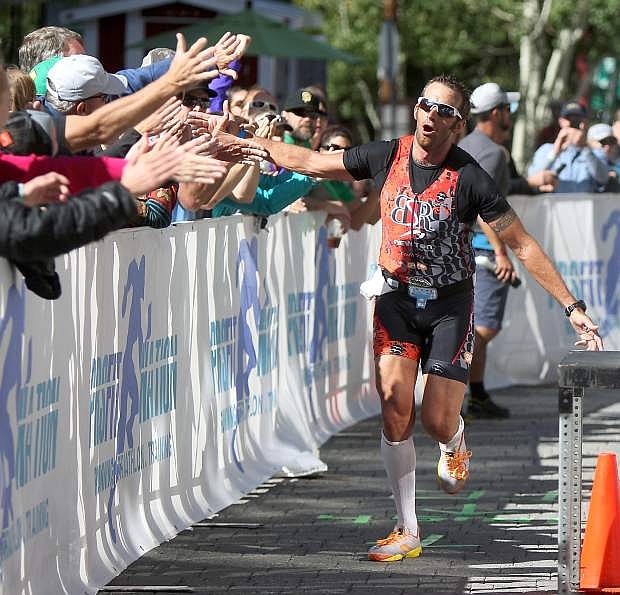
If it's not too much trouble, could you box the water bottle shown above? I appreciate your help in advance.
[475,254,522,288]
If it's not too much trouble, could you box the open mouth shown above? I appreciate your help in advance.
[421,123,435,135]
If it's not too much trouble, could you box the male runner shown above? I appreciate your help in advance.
[220,74,603,560]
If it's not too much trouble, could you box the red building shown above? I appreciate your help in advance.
[56,0,325,99]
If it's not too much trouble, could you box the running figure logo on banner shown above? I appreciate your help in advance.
[91,256,177,544]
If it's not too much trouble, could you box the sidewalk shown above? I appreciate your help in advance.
[100,386,620,595]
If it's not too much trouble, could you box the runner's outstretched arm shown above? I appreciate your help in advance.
[239,136,354,181]
[490,208,603,350]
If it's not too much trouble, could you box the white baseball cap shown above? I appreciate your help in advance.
[46,55,129,102]
[587,123,615,143]
[470,82,519,114]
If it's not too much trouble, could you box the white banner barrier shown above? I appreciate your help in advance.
[486,194,620,386]
[1,194,616,592]
[0,213,379,594]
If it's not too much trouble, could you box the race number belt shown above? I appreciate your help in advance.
[381,270,473,309]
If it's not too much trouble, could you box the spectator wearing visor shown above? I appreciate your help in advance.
[587,123,620,192]
[528,101,608,193]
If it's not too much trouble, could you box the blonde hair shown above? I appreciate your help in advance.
[6,66,36,111]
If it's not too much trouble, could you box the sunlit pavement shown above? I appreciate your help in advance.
[101,386,620,594]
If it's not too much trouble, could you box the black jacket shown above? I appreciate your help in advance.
[0,180,137,262]
[0,181,137,299]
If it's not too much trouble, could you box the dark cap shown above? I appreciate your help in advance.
[560,101,587,120]
[188,80,217,99]
[2,110,57,156]
[282,88,321,114]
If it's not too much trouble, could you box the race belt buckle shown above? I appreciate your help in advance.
[407,285,438,309]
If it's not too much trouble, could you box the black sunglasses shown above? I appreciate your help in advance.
[182,95,211,110]
[416,96,463,119]
[290,108,319,118]
[321,143,347,151]
[250,100,278,112]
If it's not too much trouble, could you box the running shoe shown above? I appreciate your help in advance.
[367,527,422,562]
[468,395,510,419]
[437,435,472,495]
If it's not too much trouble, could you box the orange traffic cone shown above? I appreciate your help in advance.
[580,452,620,592]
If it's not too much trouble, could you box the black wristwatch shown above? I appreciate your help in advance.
[565,300,587,317]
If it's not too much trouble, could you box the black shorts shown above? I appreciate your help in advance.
[373,287,475,384]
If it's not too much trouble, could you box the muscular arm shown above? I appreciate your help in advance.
[64,76,184,152]
[251,137,354,181]
[489,208,574,308]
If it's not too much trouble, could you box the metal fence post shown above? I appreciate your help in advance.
[558,386,583,594]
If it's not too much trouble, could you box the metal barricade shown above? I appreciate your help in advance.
[557,351,620,594]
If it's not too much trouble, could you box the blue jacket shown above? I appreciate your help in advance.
[212,171,318,218]
[528,143,609,193]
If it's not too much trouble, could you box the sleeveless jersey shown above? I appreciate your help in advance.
[379,135,475,287]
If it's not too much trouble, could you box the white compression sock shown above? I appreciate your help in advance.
[439,416,465,452]
[381,432,418,533]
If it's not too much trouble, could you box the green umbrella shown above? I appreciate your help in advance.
[128,9,359,63]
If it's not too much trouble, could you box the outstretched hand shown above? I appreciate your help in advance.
[214,32,252,79]
[570,310,604,351]
[165,33,219,90]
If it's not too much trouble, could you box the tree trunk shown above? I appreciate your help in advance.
[512,0,589,172]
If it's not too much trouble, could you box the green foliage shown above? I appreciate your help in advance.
[295,0,382,124]
[295,0,620,138]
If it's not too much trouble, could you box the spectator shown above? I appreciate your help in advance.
[281,88,321,147]
[587,123,620,192]
[303,84,329,151]
[5,67,36,111]
[528,101,608,193]
[241,86,279,122]
[45,55,130,117]
[318,126,380,230]
[228,86,248,117]
[459,82,517,419]
[18,26,84,73]
[211,111,319,218]
[0,61,184,298]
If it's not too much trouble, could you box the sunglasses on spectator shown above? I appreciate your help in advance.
[182,95,211,110]
[85,93,107,102]
[290,108,319,118]
[321,143,347,151]
[416,97,463,119]
[601,137,618,147]
[250,100,278,112]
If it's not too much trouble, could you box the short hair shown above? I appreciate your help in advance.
[45,85,76,114]
[141,47,175,67]
[6,66,36,111]
[320,125,353,147]
[422,74,471,120]
[19,26,84,73]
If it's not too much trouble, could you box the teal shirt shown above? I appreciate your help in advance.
[212,170,318,218]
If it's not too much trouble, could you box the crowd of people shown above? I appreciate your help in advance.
[0,23,607,564]
[0,25,381,304]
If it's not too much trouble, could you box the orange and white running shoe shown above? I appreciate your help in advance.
[437,434,472,495]
[367,527,422,562]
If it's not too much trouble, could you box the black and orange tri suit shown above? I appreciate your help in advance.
[343,135,512,383]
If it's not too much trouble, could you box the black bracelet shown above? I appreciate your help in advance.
[565,299,586,317]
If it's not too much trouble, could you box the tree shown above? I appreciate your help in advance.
[513,0,620,169]
[296,0,620,167]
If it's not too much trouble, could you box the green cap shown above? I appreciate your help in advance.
[29,56,62,96]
